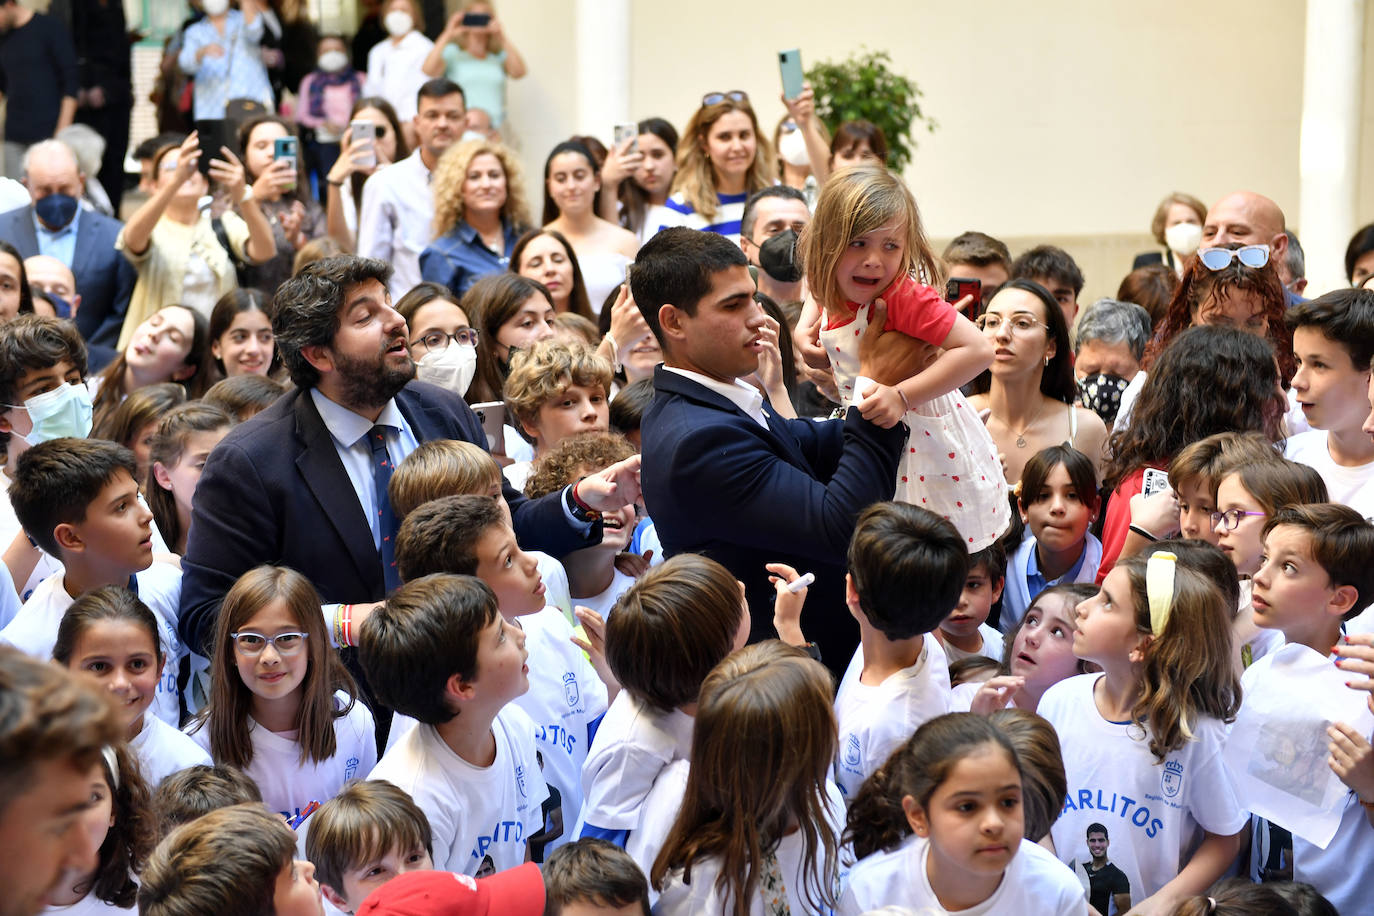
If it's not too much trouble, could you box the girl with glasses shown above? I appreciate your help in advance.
[1212,460,1328,672]
[188,565,377,821]
[969,279,1109,486]
[653,92,775,236]
[395,282,479,399]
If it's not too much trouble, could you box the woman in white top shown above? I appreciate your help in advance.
[365,0,434,142]
[540,141,638,312]
[323,97,407,252]
[968,280,1108,486]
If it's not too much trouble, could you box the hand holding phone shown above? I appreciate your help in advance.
[946,277,982,320]
[348,120,377,169]
[613,122,638,154]
[273,136,299,193]
[779,48,804,100]
[461,10,491,27]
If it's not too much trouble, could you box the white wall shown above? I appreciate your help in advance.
[449,1,1372,298]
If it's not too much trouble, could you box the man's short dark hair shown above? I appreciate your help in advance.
[544,838,650,916]
[152,765,262,839]
[359,573,499,724]
[9,438,137,558]
[417,78,464,106]
[942,231,1012,271]
[847,502,969,640]
[272,255,393,388]
[629,228,748,346]
[134,133,186,162]
[609,377,654,436]
[741,186,806,240]
[1012,245,1084,296]
[1284,229,1306,283]
[1087,822,1108,839]
[0,313,87,407]
[1285,288,1374,371]
[394,494,503,582]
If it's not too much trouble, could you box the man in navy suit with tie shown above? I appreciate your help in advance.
[0,139,134,346]
[634,227,916,669]
[180,255,640,667]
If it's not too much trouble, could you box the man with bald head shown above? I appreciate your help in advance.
[0,139,133,346]
[1202,190,1304,301]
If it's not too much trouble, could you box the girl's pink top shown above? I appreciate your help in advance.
[821,275,957,346]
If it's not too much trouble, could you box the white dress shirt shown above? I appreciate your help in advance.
[356,150,434,301]
[662,366,769,429]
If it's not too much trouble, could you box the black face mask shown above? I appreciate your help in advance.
[758,229,803,284]
[1076,372,1131,426]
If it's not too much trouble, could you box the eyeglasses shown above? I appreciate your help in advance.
[1210,508,1266,531]
[231,631,309,657]
[411,328,479,352]
[1198,245,1269,271]
[975,313,1049,335]
[702,90,749,106]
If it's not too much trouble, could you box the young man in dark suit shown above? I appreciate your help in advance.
[634,227,920,670]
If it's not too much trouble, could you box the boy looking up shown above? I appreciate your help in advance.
[360,573,548,876]
[1,437,182,724]
[1284,289,1374,517]
[1238,502,1374,916]
[393,494,610,857]
[833,501,966,799]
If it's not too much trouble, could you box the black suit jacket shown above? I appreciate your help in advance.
[640,367,906,671]
[179,380,597,656]
[0,204,135,346]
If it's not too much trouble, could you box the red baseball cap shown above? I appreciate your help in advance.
[355,866,545,916]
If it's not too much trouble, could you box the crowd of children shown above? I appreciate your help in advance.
[5,106,1374,916]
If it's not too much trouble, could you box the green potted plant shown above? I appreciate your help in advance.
[805,48,937,173]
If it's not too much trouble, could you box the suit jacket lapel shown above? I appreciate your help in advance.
[655,367,809,467]
[292,392,382,589]
[14,209,40,257]
[70,212,93,277]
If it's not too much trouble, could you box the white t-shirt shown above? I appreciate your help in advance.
[131,714,211,788]
[369,705,548,876]
[571,567,637,619]
[1291,796,1374,916]
[578,691,693,833]
[838,834,1087,915]
[514,607,609,855]
[1283,429,1374,519]
[1038,674,1247,901]
[188,695,376,821]
[648,765,847,916]
[833,636,951,800]
[1233,579,1284,676]
[1,563,184,726]
[532,551,573,623]
[0,555,20,630]
[940,624,1004,664]
[502,460,532,493]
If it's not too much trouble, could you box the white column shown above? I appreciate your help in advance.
[574,0,631,140]
[1297,0,1366,295]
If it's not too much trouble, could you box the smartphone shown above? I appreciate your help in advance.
[613,122,638,154]
[273,136,299,192]
[461,11,491,27]
[471,401,507,452]
[779,48,804,100]
[1141,467,1172,498]
[193,119,223,177]
[348,120,377,169]
[946,277,982,320]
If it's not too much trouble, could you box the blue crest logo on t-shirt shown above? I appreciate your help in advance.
[344,756,360,780]
[563,671,579,707]
[1161,759,1184,798]
[843,733,862,768]
[515,762,528,798]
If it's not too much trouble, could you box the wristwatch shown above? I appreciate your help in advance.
[238,185,255,206]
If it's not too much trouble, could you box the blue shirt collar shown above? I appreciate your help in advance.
[1026,537,1088,586]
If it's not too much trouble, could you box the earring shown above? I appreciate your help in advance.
[1044,357,1050,367]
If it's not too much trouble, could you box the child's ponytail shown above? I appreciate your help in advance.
[1120,546,1240,762]
[843,713,1021,860]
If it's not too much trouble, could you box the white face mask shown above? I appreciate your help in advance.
[11,381,93,447]
[777,127,810,168]
[383,10,413,37]
[318,50,349,73]
[202,0,230,16]
[415,343,477,397]
[1165,221,1202,257]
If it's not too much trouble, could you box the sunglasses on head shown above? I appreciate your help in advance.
[1198,245,1269,271]
[702,90,749,106]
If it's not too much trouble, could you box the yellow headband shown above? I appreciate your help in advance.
[1146,551,1177,636]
